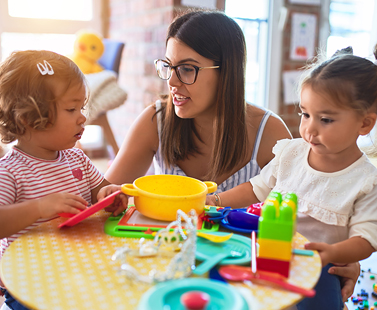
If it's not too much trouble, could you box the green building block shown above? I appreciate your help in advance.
[258,202,294,242]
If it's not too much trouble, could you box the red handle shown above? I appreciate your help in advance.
[252,273,316,298]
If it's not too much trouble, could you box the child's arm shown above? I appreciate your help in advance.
[92,179,128,216]
[305,236,374,267]
[206,181,260,208]
[0,193,88,239]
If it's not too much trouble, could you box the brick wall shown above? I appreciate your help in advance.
[105,0,172,147]
[278,1,321,138]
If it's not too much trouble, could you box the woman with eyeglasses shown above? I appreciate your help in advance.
[105,10,290,192]
[102,10,359,305]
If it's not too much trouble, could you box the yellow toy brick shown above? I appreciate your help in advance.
[258,238,293,261]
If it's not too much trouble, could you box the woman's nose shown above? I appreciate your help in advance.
[167,68,182,88]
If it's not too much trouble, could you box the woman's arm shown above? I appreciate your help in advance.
[257,113,292,168]
[105,105,159,185]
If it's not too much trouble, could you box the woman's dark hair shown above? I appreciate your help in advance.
[158,10,248,180]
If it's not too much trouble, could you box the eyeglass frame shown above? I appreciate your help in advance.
[154,59,220,85]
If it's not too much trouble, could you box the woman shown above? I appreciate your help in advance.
[103,10,359,304]
[106,10,290,190]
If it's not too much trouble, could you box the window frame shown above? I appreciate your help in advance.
[0,0,102,60]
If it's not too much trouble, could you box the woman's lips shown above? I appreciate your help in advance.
[173,95,190,106]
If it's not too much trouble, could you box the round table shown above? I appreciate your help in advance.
[0,210,321,310]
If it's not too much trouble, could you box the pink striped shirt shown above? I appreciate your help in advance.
[0,147,104,257]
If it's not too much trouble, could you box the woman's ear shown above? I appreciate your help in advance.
[359,112,377,135]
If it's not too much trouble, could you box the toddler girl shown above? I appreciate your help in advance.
[0,50,126,310]
[207,47,377,309]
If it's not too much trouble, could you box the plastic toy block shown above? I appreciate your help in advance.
[267,191,282,204]
[256,257,290,278]
[258,238,292,261]
[258,220,294,241]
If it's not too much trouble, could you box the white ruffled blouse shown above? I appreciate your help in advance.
[250,138,377,249]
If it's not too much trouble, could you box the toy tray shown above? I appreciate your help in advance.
[104,206,219,238]
[59,190,121,228]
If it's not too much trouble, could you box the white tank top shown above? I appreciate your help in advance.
[153,101,272,193]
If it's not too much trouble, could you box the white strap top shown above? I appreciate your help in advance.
[153,100,271,193]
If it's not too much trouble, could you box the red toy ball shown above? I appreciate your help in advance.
[247,202,263,216]
[180,291,210,310]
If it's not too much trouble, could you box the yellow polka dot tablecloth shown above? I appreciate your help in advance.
[0,211,321,310]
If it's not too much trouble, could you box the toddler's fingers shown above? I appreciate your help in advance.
[64,193,88,206]
[328,262,360,278]
[304,242,324,251]
[112,204,126,216]
[340,278,355,302]
[67,198,88,210]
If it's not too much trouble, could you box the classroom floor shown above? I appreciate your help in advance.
[345,252,377,310]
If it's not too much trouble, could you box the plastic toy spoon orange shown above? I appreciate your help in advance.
[218,265,315,297]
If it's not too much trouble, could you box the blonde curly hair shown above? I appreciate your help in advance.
[0,50,87,143]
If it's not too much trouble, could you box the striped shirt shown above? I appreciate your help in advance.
[153,101,272,193]
[0,147,104,257]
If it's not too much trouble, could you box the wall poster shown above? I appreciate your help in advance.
[290,13,317,61]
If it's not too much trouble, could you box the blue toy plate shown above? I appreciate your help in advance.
[137,278,248,310]
[220,209,259,234]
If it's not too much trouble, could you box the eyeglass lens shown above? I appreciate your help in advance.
[156,60,196,84]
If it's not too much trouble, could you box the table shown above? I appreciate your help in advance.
[0,210,321,310]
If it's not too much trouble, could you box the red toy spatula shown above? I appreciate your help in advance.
[58,190,121,228]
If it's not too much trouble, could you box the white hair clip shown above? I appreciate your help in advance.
[37,60,54,75]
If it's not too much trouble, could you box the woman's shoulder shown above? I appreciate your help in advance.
[246,104,291,136]
[246,104,292,168]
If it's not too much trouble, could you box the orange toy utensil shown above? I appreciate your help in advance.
[218,265,315,297]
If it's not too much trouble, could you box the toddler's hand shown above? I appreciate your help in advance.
[304,242,336,267]
[98,185,128,216]
[328,262,360,302]
[37,193,88,219]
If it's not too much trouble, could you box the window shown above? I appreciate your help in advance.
[326,0,375,58]
[325,0,377,148]
[225,0,269,108]
[0,0,101,61]
[8,0,92,20]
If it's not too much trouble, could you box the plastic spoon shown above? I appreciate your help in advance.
[219,265,316,297]
[179,231,233,243]
[152,231,233,243]
[197,232,233,243]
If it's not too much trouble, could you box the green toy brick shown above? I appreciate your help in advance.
[258,200,294,242]
[258,218,294,241]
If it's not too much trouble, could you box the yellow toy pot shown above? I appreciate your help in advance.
[121,175,217,221]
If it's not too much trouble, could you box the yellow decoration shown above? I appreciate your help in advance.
[71,31,104,74]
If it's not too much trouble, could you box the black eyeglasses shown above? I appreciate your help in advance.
[154,59,220,85]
